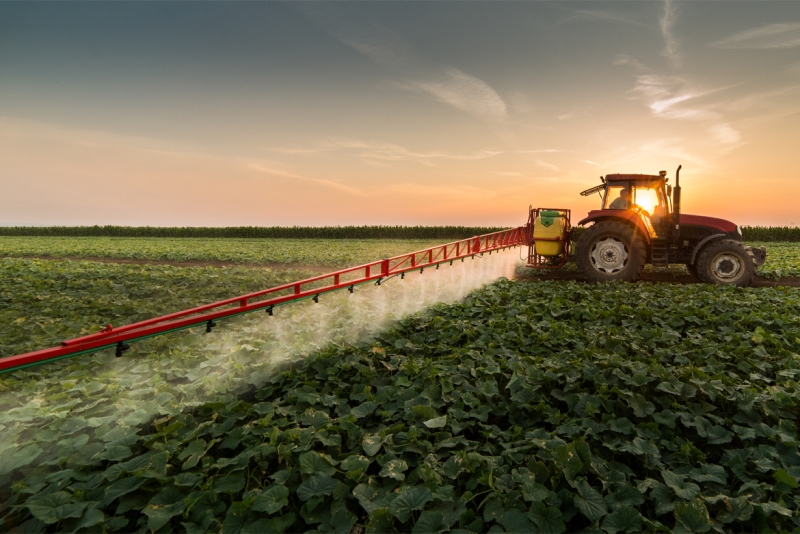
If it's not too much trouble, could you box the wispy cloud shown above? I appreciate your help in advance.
[296,4,506,121]
[404,69,507,120]
[712,22,800,49]
[556,112,578,121]
[333,140,503,163]
[660,0,680,68]
[613,54,651,72]
[708,124,741,145]
[638,138,710,168]
[720,85,800,113]
[268,140,503,164]
[516,149,573,154]
[559,9,645,27]
[535,160,560,172]
[248,162,365,197]
[630,75,721,121]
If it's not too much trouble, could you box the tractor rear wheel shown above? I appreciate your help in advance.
[696,239,755,287]
[576,221,646,282]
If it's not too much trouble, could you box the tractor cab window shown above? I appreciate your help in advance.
[633,183,667,217]
[604,182,668,217]
[604,185,631,210]
[633,185,661,215]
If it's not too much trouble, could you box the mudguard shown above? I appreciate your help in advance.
[577,210,652,244]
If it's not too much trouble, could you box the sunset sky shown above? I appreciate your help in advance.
[1,1,799,227]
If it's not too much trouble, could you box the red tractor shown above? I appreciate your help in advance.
[527,166,767,286]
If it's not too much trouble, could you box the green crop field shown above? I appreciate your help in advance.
[0,237,443,269]
[1,280,799,533]
[1,236,800,533]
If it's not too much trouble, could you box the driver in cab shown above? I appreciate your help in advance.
[609,188,631,210]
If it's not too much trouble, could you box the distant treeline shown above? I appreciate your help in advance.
[0,225,507,240]
[0,225,797,241]
[740,226,800,242]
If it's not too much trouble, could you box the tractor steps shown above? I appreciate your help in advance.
[651,238,669,268]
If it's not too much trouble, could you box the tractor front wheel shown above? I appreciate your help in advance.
[695,239,755,287]
[575,221,646,282]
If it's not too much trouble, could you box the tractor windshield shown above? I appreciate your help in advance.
[604,185,631,210]
[603,181,666,216]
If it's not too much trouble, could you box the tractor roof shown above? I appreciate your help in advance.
[605,173,664,183]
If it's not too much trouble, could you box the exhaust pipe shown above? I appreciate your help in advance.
[673,165,682,238]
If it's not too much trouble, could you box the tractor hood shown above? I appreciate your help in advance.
[679,214,737,233]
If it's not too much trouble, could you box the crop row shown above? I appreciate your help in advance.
[2,278,799,532]
[0,237,442,269]
[0,258,316,357]
[3,237,800,279]
[0,226,507,240]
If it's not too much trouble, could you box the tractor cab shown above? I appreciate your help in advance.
[580,173,672,239]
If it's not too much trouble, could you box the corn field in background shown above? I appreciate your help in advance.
[0,226,506,240]
[0,225,798,241]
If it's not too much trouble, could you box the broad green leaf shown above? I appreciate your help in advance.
[628,394,655,418]
[501,509,535,533]
[94,444,133,462]
[353,484,382,514]
[100,476,144,507]
[715,496,753,524]
[442,456,464,479]
[604,484,644,510]
[412,510,446,533]
[754,501,793,517]
[423,416,448,429]
[222,500,250,533]
[689,464,727,485]
[706,425,733,444]
[178,439,207,470]
[554,443,583,481]
[170,473,201,489]
[527,501,565,534]
[380,459,408,481]
[243,512,297,534]
[673,499,712,533]
[0,443,42,476]
[623,437,660,457]
[351,401,377,419]
[213,471,246,493]
[331,506,358,533]
[299,451,337,476]
[342,455,370,473]
[662,470,700,500]
[362,434,384,456]
[601,506,643,533]
[389,486,433,523]
[72,506,105,531]
[297,474,339,501]
[482,495,504,523]
[774,468,797,488]
[143,491,186,531]
[26,492,88,525]
[574,479,608,522]
[512,468,548,502]
[252,485,289,514]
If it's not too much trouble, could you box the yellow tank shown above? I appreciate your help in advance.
[533,210,568,256]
